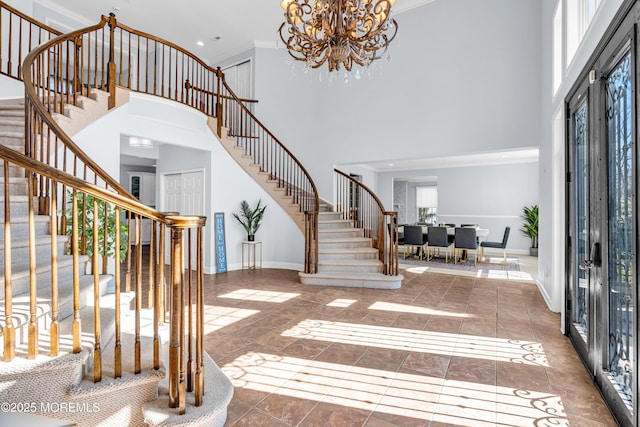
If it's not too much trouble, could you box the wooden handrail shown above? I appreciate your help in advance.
[22,15,131,198]
[184,80,258,104]
[0,3,321,416]
[9,8,208,414]
[334,168,399,276]
[0,145,165,221]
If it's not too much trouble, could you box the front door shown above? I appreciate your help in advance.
[567,81,594,371]
[566,14,638,426]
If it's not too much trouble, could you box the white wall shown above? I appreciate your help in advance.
[72,92,303,273]
[377,161,539,252]
[539,0,624,313]
[254,0,542,200]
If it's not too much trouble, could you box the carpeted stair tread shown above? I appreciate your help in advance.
[143,352,232,427]
[0,273,113,339]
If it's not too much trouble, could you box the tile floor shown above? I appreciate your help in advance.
[200,265,616,427]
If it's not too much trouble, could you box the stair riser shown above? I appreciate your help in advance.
[318,213,342,220]
[0,180,29,196]
[318,221,352,230]
[0,134,24,145]
[0,201,33,216]
[0,121,24,133]
[318,264,383,274]
[0,259,88,299]
[0,108,24,116]
[9,282,104,349]
[0,164,27,177]
[0,220,51,239]
[318,241,372,249]
[319,229,363,239]
[319,252,378,261]
[0,239,68,265]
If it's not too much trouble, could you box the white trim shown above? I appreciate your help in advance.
[35,0,95,27]
[225,262,303,272]
[536,278,559,315]
[393,0,437,14]
[222,57,252,72]
[437,214,520,219]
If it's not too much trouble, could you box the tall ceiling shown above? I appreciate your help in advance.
[41,0,433,65]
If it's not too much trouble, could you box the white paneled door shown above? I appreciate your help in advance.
[162,170,205,268]
[163,170,204,216]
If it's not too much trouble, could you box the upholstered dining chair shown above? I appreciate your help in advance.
[480,226,510,264]
[426,226,452,262]
[454,227,479,265]
[402,225,426,259]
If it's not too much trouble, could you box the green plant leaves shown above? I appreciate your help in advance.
[520,204,538,248]
[66,191,129,263]
[232,199,267,236]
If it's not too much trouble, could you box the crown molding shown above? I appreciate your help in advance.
[34,0,95,27]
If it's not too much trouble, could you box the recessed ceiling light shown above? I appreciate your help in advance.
[388,163,394,167]
[196,40,204,47]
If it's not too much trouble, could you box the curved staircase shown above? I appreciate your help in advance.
[0,97,233,426]
[0,3,401,425]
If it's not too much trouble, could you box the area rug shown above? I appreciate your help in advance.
[400,253,520,272]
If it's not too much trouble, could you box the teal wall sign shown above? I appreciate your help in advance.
[214,212,227,273]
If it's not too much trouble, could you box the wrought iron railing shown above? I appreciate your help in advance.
[334,169,399,275]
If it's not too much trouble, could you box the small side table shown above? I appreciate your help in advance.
[242,241,262,270]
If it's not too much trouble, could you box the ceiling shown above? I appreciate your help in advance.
[41,0,434,65]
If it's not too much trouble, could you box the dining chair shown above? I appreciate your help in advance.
[402,225,426,259]
[426,226,452,262]
[454,227,479,265]
[480,226,510,264]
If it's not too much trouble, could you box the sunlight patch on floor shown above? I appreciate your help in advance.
[222,351,565,426]
[368,301,474,318]
[216,289,300,303]
[487,270,534,281]
[202,305,260,334]
[281,320,548,366]
[326,299,358,308]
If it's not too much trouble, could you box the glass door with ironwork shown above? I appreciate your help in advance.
[566,17,638,427]
[567,84,593,370]
[602,46,635,422]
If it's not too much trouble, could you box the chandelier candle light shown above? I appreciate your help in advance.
[278,0,398,73]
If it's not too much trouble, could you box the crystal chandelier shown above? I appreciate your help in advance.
[278,0,398,73]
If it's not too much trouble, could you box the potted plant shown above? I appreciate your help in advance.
[233,199,267,241]
[66,191,129,263]
[521,204,539,257]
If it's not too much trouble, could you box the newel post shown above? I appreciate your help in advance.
[107,13,117,109]
[216,67,222,137]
